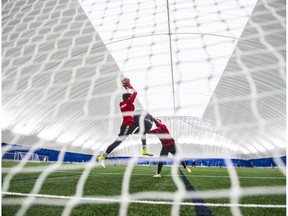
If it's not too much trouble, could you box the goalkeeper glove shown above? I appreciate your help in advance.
[122,78,132,89]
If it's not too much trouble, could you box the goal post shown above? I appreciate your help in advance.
[12,151,45,162]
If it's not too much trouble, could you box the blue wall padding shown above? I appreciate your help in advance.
[2,143,286,167]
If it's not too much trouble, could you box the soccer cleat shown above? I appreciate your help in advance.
[186,167,191,173]
[153,173,161,178]
[97,155,106,168]
[142,147,153,156]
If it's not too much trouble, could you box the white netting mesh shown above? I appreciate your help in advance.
[2,0,286,215]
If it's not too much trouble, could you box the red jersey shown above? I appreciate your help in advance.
[147,120,174,147]
[119,88,137,126]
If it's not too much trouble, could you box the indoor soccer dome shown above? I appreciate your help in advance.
[2,0,285,159]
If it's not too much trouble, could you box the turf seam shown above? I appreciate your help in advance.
[179,168,214,216]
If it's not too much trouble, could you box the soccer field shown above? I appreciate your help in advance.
[2,161,286,216]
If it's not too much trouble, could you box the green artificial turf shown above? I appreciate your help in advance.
[2,161,286,216]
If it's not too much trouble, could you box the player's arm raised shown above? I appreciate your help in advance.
[122,78,137,104]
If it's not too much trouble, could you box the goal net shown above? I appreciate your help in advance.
[2,0,285,215]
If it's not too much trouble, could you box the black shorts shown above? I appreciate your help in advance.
[160,143,176,156]
[133,113,153,134]
[118,124,139,137]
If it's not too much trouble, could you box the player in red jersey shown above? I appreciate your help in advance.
[147,118,191,177]
[97,78,152,167]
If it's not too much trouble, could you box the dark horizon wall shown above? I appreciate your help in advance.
[2,143,286,167]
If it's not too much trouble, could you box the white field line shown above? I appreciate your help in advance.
[2,192,286,209]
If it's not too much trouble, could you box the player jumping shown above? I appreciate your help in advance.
[97,78,152,167]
